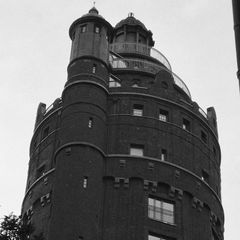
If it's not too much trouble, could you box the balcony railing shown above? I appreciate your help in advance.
[109,57,191,98]
[109,42,171,70]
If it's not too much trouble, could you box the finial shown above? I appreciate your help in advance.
[128,12,134,17]
[93,1,96,7]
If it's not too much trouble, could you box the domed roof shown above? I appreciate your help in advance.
[115,13,148,31]
[80,6,104,19]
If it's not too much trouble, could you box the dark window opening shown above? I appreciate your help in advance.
[182,118,190,131]
[88,117,93,128]
[94,26,100,33]
[83,176,88,189]
[130,144,144,156]
[133,104,143,116]
[161,149,167,161]
[80,25,86,33]
[92,64,97,73]
[159,109,169,122]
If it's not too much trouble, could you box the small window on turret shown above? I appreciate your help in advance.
[94,26,100,33]
[92,64,97,73]
[80,25,87,33]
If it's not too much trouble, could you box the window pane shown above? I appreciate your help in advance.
[133,104,143,116]
[162,202,173,211]
[148,197,174,225]
[130,147,143,156]
[148,198,154,206]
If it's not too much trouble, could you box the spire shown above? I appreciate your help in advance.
[89,2,99,15]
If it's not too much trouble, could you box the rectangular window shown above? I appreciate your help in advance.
[92,64,97,73]
[88,117,93,128]
[159,109,168,122]
[95,26,100,33]
[130,144,144,156]
[133,104,143,116]
[148,197,174,225]
[182,118,190,131]
[80,25,86,33]
[201,130,207,143]
[161,149,167,161]
[83,176,88,189]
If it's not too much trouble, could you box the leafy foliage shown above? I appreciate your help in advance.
[0,213,33,240]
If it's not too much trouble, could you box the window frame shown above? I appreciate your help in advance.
[130,144,144,156]
[159,109,169,122]
[80,25,87,33]
[148,196,175,225]
[132,104,143,116]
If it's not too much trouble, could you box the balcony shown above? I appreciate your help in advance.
[109,42,171,70]
[109,57,191,99]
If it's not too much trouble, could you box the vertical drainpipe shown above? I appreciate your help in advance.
[232,0,240,89]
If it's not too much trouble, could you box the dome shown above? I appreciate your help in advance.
[115,13,148,31]
[80,6,104,19]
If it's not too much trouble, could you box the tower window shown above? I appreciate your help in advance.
[83,176,88,189]
[80,25,86,33]
[92,64,97,73]
[94,26,100,33]
[133,104,143,116]
[148,197,175,225]
[159,109,168,122]
[182,118,190,131]
[161,149,167,161]
[88,117,93,128]
[201,130,207,143]
[130,144,144,156]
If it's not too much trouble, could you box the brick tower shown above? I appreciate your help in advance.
[22,8,224,240]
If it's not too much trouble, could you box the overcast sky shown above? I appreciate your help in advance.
[0,0,239,239]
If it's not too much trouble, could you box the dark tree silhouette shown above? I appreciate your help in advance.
[0,213,33,240]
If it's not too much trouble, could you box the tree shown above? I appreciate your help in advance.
[0,213,33,240]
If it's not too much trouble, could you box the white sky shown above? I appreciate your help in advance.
[0,0,239,239]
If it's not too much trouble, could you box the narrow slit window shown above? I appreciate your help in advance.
[92,64,97,73]
[83,176,88,189]
[161,149,167,161]
[88,117,93,128]
[94,26,100,33]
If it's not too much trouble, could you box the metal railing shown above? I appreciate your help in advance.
[109,57,191,98]
[109,42,171,70]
